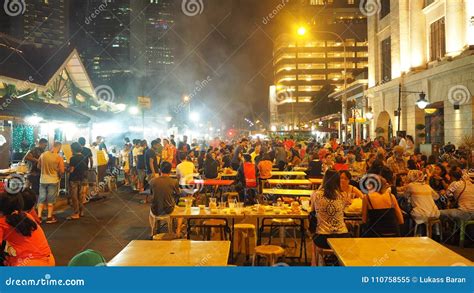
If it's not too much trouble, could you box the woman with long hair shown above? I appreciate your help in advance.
[311,169,351,249]
[0,191,55,266]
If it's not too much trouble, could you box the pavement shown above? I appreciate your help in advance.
[42,187,474,266]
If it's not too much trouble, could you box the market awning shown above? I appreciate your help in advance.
[0,96,90,124]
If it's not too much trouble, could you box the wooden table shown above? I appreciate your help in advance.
[328,237,473,266]
[267,179,312,186]
[108,240,230,266]
[170,207,245,263]
[262,188,313,197]
[244,206,308,263]
[308,178,323,186]
[270,171,307,177]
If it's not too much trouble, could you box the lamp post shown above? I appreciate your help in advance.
[397,84,429,133]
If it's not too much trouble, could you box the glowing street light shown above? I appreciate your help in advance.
[165,116,172,122]
[297,26,307,36]
[129,106,140,115]
[189,111,200,122]
[183,95,190,103]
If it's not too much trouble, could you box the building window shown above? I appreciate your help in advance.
[380,0,390,19]
[381,37,391,82]
[430,17,446,61]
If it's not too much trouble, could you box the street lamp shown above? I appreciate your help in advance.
[189,111,200,122]
[397,84,429,133]
[165,116,172,122]
[297,26,307,36]
[129,106,140,115]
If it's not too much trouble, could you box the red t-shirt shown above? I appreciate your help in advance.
[283,140,295,150]
[0,213,52,265]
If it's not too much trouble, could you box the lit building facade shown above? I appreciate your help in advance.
[367,0,474,148]
[271,0,368,131]
[0,0,68,49]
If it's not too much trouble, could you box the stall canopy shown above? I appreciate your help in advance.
[0,95,90,124]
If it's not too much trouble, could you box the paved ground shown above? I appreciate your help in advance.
[43,187,474,266]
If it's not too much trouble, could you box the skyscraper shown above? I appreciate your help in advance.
[270,0,368,129]
[0,0,68,49]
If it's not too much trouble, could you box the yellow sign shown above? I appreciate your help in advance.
[138,96,151,109]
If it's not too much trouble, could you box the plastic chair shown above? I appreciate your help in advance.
[460,220,474,248]
[149,210,172,237]
[414,217,442,241]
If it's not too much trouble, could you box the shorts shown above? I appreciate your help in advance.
[38,183,59,204]
[137,169,146,183]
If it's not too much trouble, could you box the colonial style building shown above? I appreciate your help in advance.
[366,0,474,149]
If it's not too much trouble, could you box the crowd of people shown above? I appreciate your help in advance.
[1,131,473,266]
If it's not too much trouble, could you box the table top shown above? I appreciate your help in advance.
[243,206,308,219]
[190,179,234,186]
[108,240,230,266]
[328,237,473,267]
[220,171,238,177]
[271,171,307,177]
[308,178,323,185]
[170,207,246,219]
[292,167,308,171]
[267,179,312,185]
[262,188,313,196]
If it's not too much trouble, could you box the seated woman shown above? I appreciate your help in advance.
[0,191,55,266]
[361,167,404,237]
[403,170,440,226]
[257,153,273,181]
[339,170,364,201]
[311,169,351,249]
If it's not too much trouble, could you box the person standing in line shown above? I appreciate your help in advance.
[37,142,64,224]
[143,140,160,203]
[67,142,88,220]
[78,137,93,203]
[23,138,48,196]
[177,136,190,165]
[137,140,148,193]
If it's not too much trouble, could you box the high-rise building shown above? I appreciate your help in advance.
[0,0,68,49]
[270,0,368,130]
[69,0,175,102]
[131,0,174,77]
[366,0,474,147]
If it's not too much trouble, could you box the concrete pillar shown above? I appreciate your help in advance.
[445,0,466,56]
[409,0,426,68]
